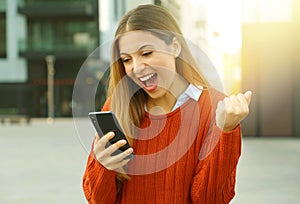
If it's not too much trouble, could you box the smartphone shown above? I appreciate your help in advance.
[89,111,133,159]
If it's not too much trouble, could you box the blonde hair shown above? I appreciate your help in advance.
[107,4,209,183]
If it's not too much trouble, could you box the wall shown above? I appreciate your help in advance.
[242,22,298,136]
[0,0,27,82]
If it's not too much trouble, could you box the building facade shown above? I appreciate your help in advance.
[0,0,161,119]
[0,0,100,118]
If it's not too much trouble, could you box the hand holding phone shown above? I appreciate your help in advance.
[89,111,134,159]
[93,131,133,174]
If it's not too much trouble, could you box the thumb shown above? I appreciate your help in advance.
[244,91,252,105]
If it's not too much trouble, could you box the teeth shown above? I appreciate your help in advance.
[139,73,154,82]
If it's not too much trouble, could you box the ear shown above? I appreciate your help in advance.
[172,37,181,58]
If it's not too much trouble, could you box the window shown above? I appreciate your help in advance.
[25,19,97,52]
[0,0,6,58]
[0,0,5,12]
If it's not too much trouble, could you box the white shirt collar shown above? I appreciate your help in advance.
[171,84,203,111]
[144,84,203,112]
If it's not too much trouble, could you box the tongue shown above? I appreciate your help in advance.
[145,75,156,87]
[144,74,158,91]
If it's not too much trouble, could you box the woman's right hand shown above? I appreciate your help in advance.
[93,131,134,173]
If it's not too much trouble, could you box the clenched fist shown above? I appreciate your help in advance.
[216,91,252,132]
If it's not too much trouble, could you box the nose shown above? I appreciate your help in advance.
[132,56,146,75]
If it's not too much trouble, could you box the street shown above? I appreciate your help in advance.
[0,119,299,204]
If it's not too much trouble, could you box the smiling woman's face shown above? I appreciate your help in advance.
[118,30,179,99]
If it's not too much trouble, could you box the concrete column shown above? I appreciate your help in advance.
[45,55,56,120]
[6,0,17,60]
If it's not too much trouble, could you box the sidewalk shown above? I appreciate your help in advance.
[0,119,87,204]
[232,137,300,204]
[0,119,299,203]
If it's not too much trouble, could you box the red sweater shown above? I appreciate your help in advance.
[82,89,241,204]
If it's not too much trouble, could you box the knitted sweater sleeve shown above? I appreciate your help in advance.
[190,89,242,203]
[82,98,118,204]
[190,124,241,204]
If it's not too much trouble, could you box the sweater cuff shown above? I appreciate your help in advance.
[86,156,117,183]
[221,124,241,136]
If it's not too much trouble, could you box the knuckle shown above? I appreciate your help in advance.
[237,93,243,98]
[98,138,106,146]
[225,110,232,115]
[115,142,122,148]
[234,107,241,114]
[226,108,233,115]
[95,149,111,164]
[106,166,114,171]
[230,95,236,100]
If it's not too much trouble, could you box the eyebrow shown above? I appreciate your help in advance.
[120,44,154,55]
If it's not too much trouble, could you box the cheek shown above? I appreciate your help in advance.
[124,65,132,75]
[156,53,176,69]
[160,58,176,73]
[125,68,138,83]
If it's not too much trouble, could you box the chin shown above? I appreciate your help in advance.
[144,88,167,99]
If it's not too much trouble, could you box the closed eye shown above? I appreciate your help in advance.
[121,57,131,63]
[142,51,153,56]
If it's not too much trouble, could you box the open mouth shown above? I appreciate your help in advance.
[138,73,158,91]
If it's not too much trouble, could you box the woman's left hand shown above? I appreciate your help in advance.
[216,91,252,132]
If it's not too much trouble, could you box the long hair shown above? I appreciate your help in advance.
[108,4,209,146]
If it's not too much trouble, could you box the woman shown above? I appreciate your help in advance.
[83,4,251,204]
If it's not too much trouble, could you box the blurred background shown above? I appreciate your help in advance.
[0,0,300,204]
[0,0,300,136]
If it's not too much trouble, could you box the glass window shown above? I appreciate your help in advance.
[26,19,97,52]
[0,12,6,58]
[0,0,5,12]
[23,0,94,4]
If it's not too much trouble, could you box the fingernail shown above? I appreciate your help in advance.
[119,140,126,145]
[107,132,115,137]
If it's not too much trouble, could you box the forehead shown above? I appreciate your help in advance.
[118,30,168,54]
